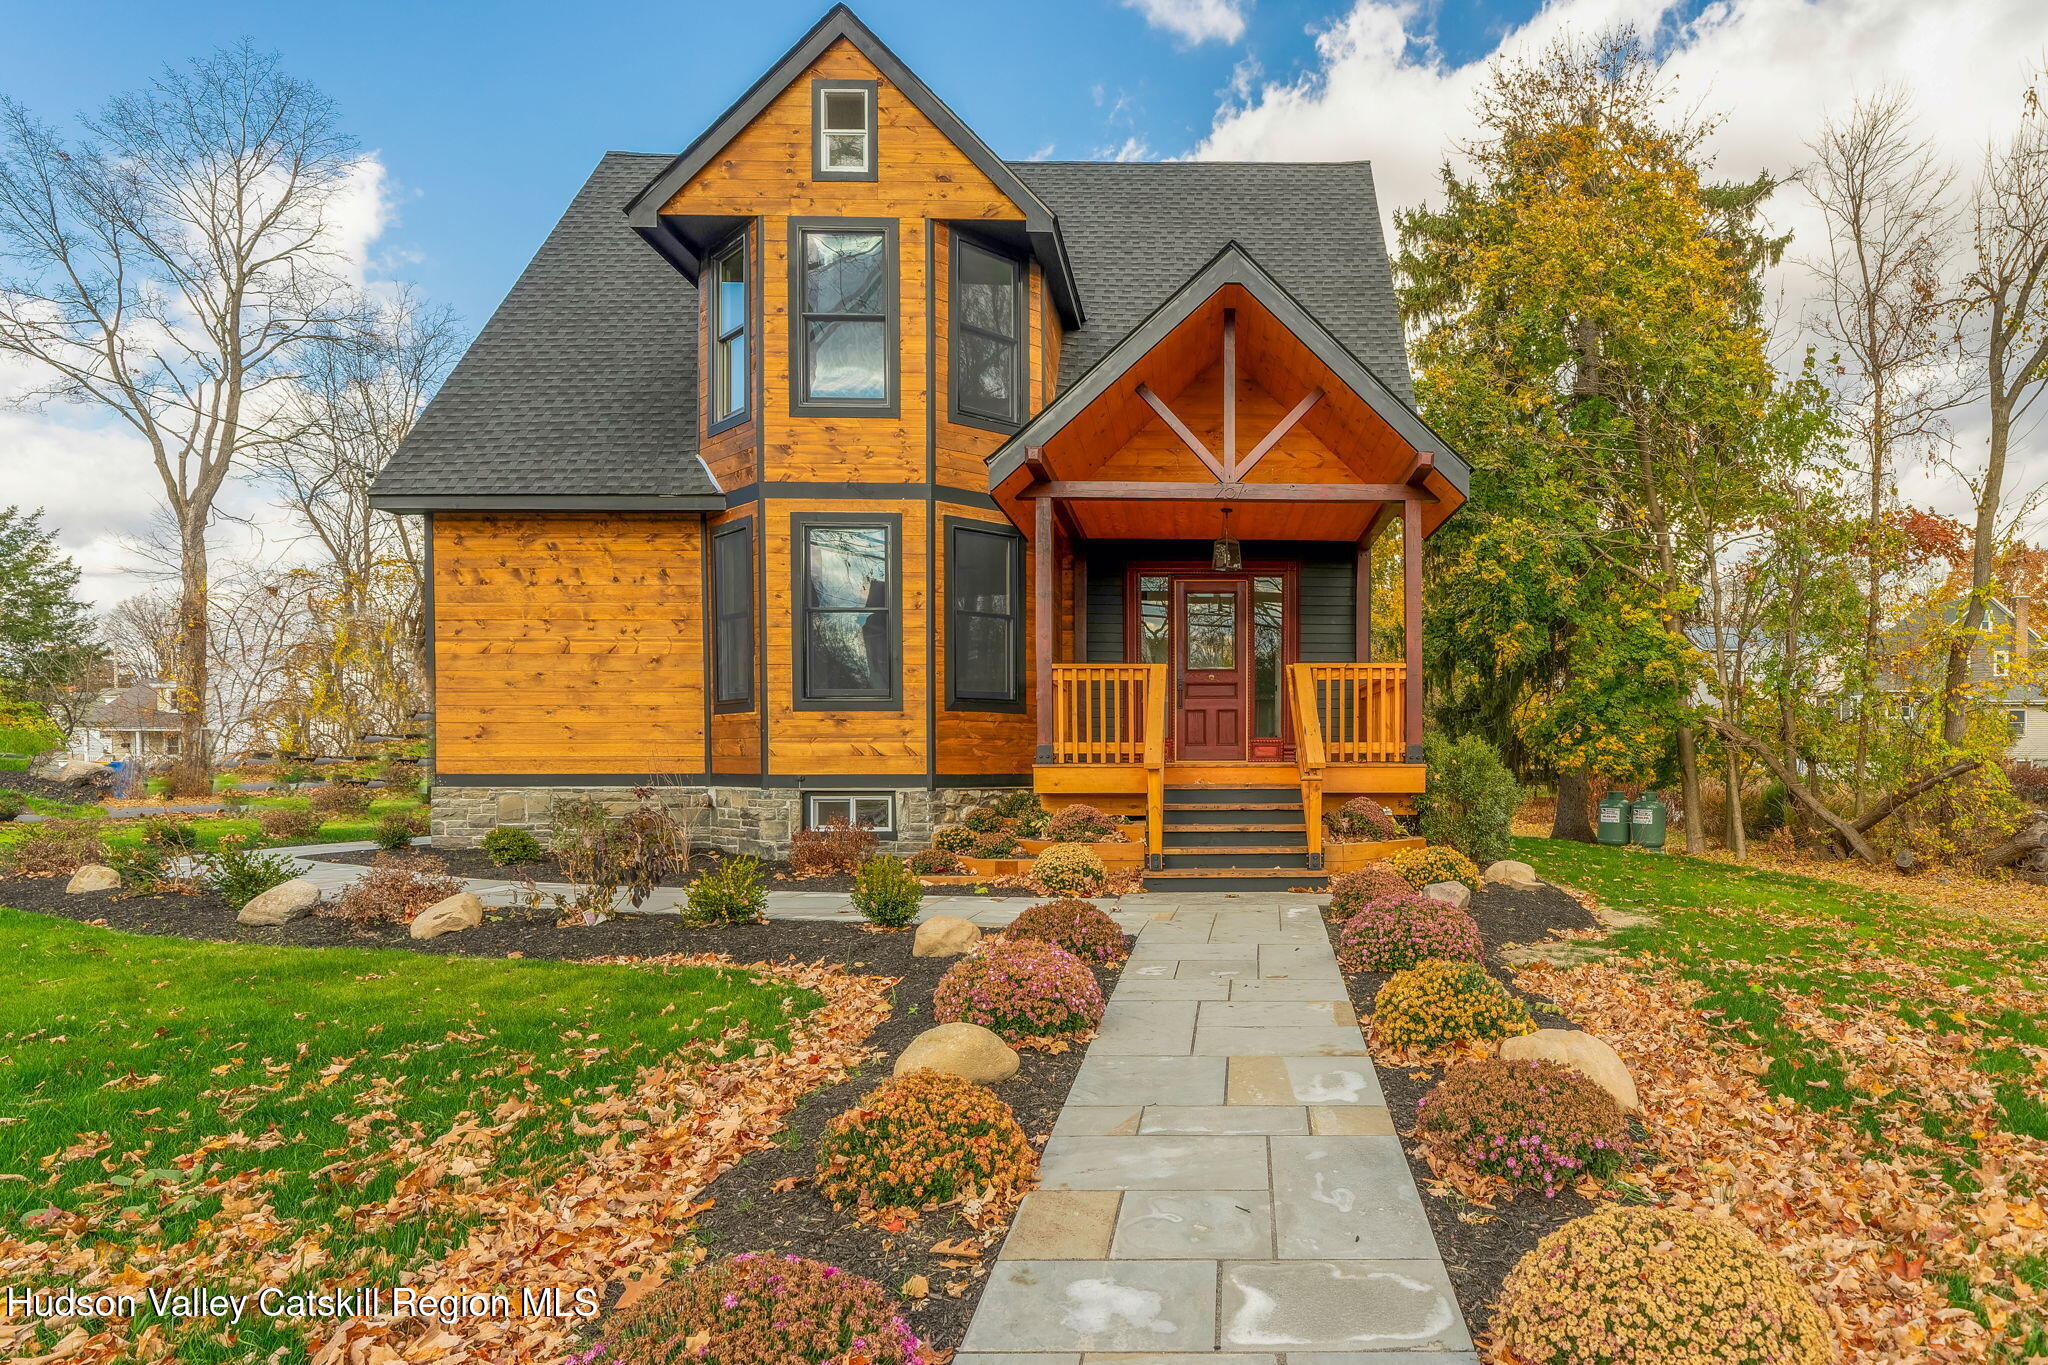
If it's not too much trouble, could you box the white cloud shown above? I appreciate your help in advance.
[1103,135,1157,162]
[1125,0,1254,46]
[1192,0,2047,524]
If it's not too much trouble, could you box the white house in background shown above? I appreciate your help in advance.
[72,681,184,764]
[1880,596,2048,762]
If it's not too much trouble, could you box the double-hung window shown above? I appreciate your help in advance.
[794,513,900,709]
[708,235,748,429]
[812,79,877,179]
[951,235,1026,428]
[791,219,897,416]
[947,518,1024,709]
[711,521,754,711]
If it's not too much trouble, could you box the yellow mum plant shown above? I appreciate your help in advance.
[1492,1204,1833,1365]
[1371,960,1533,1052]
[1384,844,1481,890]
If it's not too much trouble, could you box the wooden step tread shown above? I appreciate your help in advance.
[1165,801,1304,812]
[1142,867,1328,881]
[1165,822,1305,833]
[1159,845,1313,856]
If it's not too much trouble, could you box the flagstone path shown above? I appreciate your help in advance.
[957,898,1476,1364]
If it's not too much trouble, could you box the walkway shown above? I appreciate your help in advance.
[958,898,1475,1363]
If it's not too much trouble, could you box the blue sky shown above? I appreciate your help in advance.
[2,0,1545,331]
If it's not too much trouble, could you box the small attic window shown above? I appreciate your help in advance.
[813,79,877,180]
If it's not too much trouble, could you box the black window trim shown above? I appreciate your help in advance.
[711,516,756,712]
[945,515,1026,712]
[948,230,1029,433]
[805,790,897,836]
[810,77,879,182]
[789,216,901,419]
[706,228,751,435]
[792,510,903,711]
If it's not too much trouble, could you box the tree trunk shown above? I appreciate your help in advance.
[170,525,213,797]
[1724,746,1748,858]
[1552,772,1596,842]
[1709,717,1883,863]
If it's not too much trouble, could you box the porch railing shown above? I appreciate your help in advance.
[1050,663,1167,862]
[1288,661,1409,865]
[1286,664,1329,865]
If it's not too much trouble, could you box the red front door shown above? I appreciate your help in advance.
[1174,579,1249,760]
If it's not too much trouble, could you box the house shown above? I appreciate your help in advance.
[1881,595,2048,761]
[368,5,1469,888]
[75,681,184,764]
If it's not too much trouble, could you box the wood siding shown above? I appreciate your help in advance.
[433,514,705,775]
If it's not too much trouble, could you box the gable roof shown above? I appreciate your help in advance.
[624,5,1082,326]
[987,241,1468,498]
[1008,161,1414,406]
[369,153,723,512]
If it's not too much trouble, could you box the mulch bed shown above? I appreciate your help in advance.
[313,844,1047,896]
[1328,881,1615,1330]
[1,869,1124,1353]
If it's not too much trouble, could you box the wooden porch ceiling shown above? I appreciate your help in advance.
[990,283,1463,543]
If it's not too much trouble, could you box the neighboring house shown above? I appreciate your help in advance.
[75,682,184,764]
[368,5,1469,888]
[1879,596,2048,761]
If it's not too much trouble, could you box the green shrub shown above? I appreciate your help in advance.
[686,855,768,926]
[1032,843,1108,896]
[0,790,23,821]
[106,841,194,896]
[1416,731,1520,865]
[481,825,543,865]
[932,822,976,853]
[139,814,201,850]
[1753,780,1791,838]
[852,854,923,928]
[197,836,298,911]
[372,811,421,851]
[960,804,1006,833]
[987,789,1039,820]
[256,807,322,843]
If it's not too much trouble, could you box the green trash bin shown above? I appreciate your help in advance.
[1631,792,1669,851]
[1596,791,1632,846]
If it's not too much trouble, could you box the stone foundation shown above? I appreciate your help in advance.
[430,782,1024,859]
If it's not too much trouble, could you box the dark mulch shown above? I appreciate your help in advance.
[1,771,105,806]
[0,868,1124,1354]
[312,844,1048,896]
[1328,880,1616,1329]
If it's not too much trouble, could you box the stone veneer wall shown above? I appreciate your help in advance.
[430,783,1023,858]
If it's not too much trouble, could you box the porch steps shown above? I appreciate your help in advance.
[1144,783,1328,893]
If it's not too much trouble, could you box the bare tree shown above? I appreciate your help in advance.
[1941,71,2048,751]
[1804,89,1963,802]
[0,44,365,791]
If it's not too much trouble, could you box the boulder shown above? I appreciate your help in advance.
[1499,1028,1640,1111]
[1483,859,1540,888]
[409,891,484,940]
[238,878,321,926]
[911,914,981,958]
[1421,880,1471,909]
[893,1022,1019,1084]
[53,759,111,787]
[65,864,120,893]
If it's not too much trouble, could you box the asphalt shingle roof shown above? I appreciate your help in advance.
[371,156,1414,504]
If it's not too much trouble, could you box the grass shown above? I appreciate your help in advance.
[0,792,428,854]
[0,908,820,1362]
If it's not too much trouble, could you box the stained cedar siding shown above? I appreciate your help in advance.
[432,514,706,775]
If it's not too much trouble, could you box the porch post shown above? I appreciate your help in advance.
[1034,494,1056,764]
[1356,528,1374,662]
[1402,497,1424,763]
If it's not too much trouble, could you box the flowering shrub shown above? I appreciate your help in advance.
[1327,864,1419,916]
[1032,843,1108,896]
[790,821,878,877]
[329,854,465,925]
[815,1070,1037,1217]
[1006,898,1126,964]
[1372,961,1533,1052]
[1336,894,1483,973]
[1043,803,1122,842]
[603,1252,939,1365]
[1327,796,1402,841]
[1384,844,1481,891]
[970,828,1022,859]
[1415,1058,1628,1197]
[685,855,767,926]
[960,804,1006,833]
[934,939,1104,1044]
[307,782,376,816]
[932,823,976,853]
[1491,1205,1833,1365]
[257,807,323,843]
[906,847,964,875]
[851,855,923,928]
[481,825,543,865]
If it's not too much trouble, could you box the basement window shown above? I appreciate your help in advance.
[808,792,894,835]
[812,79,878,180]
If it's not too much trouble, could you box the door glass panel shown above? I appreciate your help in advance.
[1138,576,1169,664]
[1253,576,1283,738]
[1185,590,1237,670]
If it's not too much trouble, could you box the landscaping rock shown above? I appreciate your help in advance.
[53,759,111,787]
[911,914,981,957]
[409,891,484,940]
[64,864,120,893]
[1483,858,1539,888]
[237,878,320,926]
[1421,880,1471,908]
[892,1022,1019,1083]
[1499,1028,1640,1111]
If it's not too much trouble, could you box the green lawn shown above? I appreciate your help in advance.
[1,908,818,1362]
[1517,836,2048,1359]
[0,792,428,854]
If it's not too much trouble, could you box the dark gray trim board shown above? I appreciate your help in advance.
[719,482,999,509]
[370,493,727,513]
[435,772,1030,789]
[985,240,1471,498]
[623,5,1083,325]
